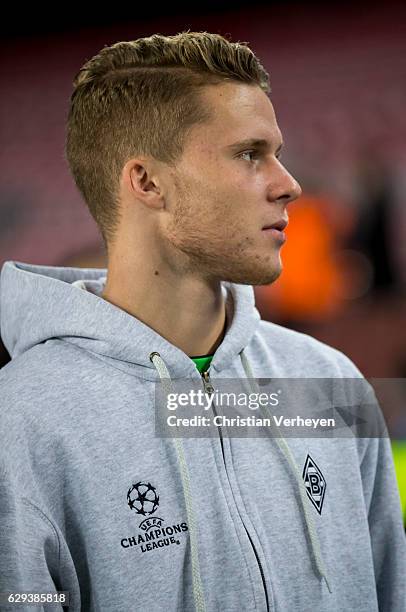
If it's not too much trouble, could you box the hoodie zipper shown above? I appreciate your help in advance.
[201,369,270,612]
[202,371,224,463]
[202,370,215,395]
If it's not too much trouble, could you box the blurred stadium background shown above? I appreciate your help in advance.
[1,0,405,521]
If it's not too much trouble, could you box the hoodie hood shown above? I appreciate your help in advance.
[0,261,261,380]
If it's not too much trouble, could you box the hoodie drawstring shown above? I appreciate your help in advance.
[150,352,207,612]
[240,349,333,594]
[150,349,332,612]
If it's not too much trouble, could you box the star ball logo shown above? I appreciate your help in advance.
[127,482,160,516]
[121,480,189,554]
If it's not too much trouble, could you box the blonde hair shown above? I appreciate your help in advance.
[65,32,270,248]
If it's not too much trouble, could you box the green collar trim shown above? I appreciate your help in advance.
[190,354,213,374]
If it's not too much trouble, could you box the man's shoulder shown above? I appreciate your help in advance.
[0,341,94,424]
[256,319,363,377]
[1,340,80,386]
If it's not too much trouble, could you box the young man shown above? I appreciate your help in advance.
[0,32,405,612]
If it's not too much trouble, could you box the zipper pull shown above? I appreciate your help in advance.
[202,370,215,396]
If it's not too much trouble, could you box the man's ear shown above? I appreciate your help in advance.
[122,158,164,210]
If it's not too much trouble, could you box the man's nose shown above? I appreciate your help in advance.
[273,165,302,205]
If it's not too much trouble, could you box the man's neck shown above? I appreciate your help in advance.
[101,261,226,357]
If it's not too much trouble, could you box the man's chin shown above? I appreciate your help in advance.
[218,264,283,286]
[245,267,282,286]
[252,268,282,286]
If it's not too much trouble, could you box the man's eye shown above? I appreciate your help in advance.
[238,150,282,163]
[239,150,258,162]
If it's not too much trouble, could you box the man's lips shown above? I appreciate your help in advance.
[262,219,288,231]
[261,218,288,243]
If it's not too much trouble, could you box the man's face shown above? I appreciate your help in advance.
[161,82,302,285]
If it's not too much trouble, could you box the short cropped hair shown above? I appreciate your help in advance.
[65,32,270,248]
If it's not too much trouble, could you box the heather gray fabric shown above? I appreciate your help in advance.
[0,260,405,612]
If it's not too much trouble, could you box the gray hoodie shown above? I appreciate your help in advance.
[0,261,405,612]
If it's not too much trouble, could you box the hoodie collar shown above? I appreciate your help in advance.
[0,261,261,380]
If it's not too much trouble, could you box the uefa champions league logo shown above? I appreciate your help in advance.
[127,482,160,516]
[122,480,188,554]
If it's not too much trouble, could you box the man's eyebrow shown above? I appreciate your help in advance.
[226,138,284,154]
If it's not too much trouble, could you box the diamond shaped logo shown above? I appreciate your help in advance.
[302,454,326,515]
